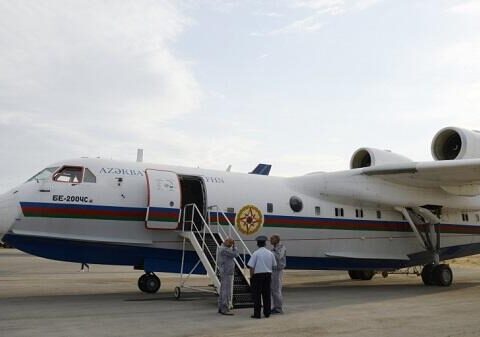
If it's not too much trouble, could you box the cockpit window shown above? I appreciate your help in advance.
[53,166,84,183]
[27,167,59,182]
[84,168,97,183]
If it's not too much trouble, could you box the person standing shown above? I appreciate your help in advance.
[217,238,239,315]
[247,235,277,319]
[270,234,286,314]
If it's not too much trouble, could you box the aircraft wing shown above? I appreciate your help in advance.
[362,158,480,196]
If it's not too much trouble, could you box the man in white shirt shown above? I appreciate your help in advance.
[247,235,277,319]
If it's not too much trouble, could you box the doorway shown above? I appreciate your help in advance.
[179,176,207,230]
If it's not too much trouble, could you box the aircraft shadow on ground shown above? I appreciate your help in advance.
[284,278,479,311]
[2,277,478,311]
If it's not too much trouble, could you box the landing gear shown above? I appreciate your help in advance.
[348,270,375,280]
[421,264,452,287]
[421,264,436,286]
[433,264,453,287]
[174,286,181,300]
[138,273,161,293]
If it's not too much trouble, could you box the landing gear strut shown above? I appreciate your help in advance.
[421,264,453,287]
[138,273,161,293]
[395,207,453,287]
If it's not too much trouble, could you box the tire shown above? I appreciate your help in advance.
[174,286,181,300]
[144,274,161,293]
[348,270,361,280]
[421,264,435,286]
[433,264,453,287]
[138,274,148,292]
[359,270,375,280]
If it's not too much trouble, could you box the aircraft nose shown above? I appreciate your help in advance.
[0,192,18,241]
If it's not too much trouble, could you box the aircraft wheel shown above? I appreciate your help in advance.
[348,270,361,280]
[174,286,181,300]
[433,264,453,287]
[359,270,375,280]
[138,274,148,292]
[421,264,436,286]
[138,273,161,293]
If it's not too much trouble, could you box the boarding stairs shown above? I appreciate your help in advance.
[178,204,253,308]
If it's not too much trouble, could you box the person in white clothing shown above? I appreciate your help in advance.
[217,238,238,315]
[270,234,286,314]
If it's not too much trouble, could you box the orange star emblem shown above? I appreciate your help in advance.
[235,204,264,235]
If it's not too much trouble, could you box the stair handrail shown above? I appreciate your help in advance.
[208,205,252,277]
[182,203,222,276]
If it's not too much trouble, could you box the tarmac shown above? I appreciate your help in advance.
[1,249,480,337]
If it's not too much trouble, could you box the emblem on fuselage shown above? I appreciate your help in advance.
[235,204,264,236]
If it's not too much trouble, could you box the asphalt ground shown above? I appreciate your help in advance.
[1,249,480,337]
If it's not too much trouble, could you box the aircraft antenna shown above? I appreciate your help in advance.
[137,149,144,162]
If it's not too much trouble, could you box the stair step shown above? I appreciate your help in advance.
[233,293,253,306]
[233,302,254,309]
[233,286,250,293]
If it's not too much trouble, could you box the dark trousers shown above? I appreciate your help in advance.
[251,272,272,317]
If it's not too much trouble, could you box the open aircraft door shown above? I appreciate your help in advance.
[145,169,181,230]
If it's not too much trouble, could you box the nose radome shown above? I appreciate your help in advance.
[0,192,17,240]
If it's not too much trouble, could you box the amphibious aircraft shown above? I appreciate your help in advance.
[1,126,480,305]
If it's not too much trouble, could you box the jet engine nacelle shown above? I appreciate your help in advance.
[350,148,412,169]
[431,127,480,160]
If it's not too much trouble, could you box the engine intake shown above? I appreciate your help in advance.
[350,148,412,169]
[431,127,480,160]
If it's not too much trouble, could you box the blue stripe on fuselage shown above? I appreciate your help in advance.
[4,233,480,271]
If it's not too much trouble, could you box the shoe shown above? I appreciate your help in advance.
[264,314,270,318]
[251,315,261,319]
[271,309,283,314]
[221,311,234,316]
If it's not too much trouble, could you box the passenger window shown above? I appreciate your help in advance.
[84,168,97,183]
[335,207,344,217]
[53,166,84,183]
[267,203,273,213]
[355,209,364,218]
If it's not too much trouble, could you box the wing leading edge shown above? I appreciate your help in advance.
[361,159,480,196]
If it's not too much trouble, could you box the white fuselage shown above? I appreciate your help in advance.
[1,158,480,272]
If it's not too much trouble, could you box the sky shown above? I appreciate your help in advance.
[1,0,480,192]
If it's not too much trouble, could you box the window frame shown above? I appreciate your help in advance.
[83,168,97,183]
[27,167,59,182]
[52,166,85,184]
